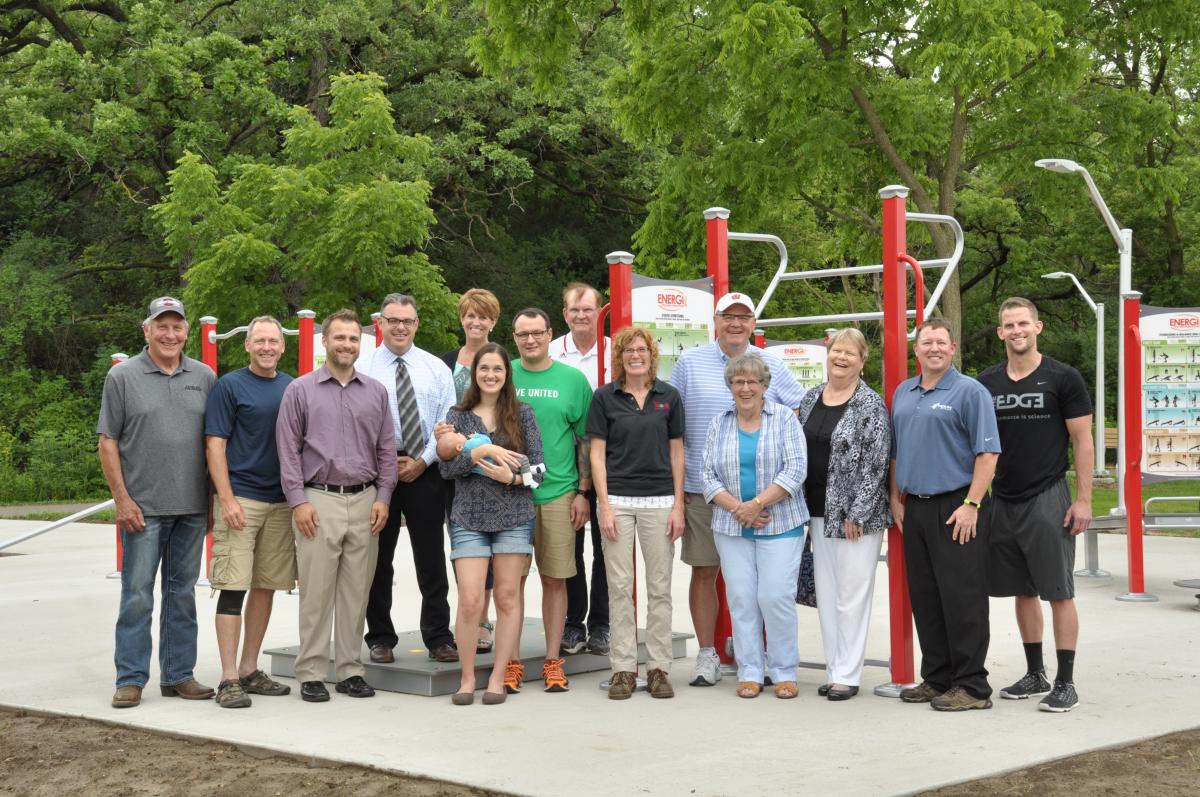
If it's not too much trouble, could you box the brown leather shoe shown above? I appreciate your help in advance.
[369,645,395,664]
[647,669,674,699]
[160,679,215,700]
[112,685,142,708]
[428,642,459,663]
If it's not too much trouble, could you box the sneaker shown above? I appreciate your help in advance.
[586,628,611,656]
[689,649,722,687]
[1038,681,1079,713]
[543,658,569,692]
[647,669,674,699]
[930,685,993,712]
[504,660,525,694]
[239,669,291,696]
[216,680,251,709]
[999,670,1051,700]
[608,671,637,700]
[899,681,944,703]
[560,626,586,655]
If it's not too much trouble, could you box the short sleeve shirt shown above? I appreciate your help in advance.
[978,356,1092,501]
[205,367,294,503]
[97,351,215,515]
[512,360,593,504]
[669,342,807,494]
[891,367,1001,495]
[586,379,684,496]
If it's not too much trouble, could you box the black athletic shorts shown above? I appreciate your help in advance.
[987,478,1076,601]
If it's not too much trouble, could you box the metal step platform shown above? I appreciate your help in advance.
[266,618,693,696]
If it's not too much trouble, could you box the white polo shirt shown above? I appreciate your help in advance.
[549,333,612,390]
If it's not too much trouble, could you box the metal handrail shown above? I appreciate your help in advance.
[1145,496,1200,513]
[0,499,116,553]
[209,325,301,344]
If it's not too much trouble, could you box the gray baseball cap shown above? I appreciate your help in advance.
[146,296,186,321]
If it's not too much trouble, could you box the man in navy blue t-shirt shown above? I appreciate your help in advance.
[205,316,295,708]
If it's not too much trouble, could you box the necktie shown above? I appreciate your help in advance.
[395,357,425,455]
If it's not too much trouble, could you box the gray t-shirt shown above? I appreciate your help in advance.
[97,350,215,515]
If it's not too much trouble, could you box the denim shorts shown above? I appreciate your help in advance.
[449,522,535,560]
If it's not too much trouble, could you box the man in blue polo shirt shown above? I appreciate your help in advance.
[669,291,805,687]
[890,318,1000,712]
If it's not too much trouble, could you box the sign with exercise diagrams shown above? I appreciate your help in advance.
[631,273,714,379]
[763,340,828,390]
[1140,305,1200,480]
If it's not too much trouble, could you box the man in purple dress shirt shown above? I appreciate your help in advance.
[276,309,397,703]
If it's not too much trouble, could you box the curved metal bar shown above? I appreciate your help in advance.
[213,325,251,341]
[0,499,116,553]
[906,212,964,322]
[727,231,788,315]
[596,303,611,385]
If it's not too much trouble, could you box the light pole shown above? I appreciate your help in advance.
[1042,271,1106,476]
[1035,158,1132,515]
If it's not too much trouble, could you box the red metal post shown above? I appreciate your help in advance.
[109,353,129,577]
[297,310,315,375]
[197,317,218,582]
[704,208,730,304]
[879,185,916,689]
[607,250,634,336]
[1120,292,1149,599]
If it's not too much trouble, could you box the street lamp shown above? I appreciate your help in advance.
[1042,271,1106,476]
[1035,158,1133,516]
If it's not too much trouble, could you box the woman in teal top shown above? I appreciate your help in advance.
[702,353,809,699]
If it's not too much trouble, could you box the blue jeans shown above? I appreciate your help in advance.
[115,514,207,687]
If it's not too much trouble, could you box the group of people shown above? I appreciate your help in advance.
[99,285,1092,715]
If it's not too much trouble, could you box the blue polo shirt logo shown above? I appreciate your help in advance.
[931,402,953,411]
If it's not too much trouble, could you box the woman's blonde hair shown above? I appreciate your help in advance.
[610,326,659,384]
[826,327,869,361]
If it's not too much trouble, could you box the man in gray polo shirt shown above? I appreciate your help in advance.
[889,318,1000,712]
[98,296,216,709]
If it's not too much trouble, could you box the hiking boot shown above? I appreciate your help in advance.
[216,679,252,709]
[899,681,944,703]
[930,685,993,712]
[999,670,1051,700]
[608,671,637,700]
[543,658,569,692]
[647,669,674,699]
[240,669,290,696]
[1038,681,1079,713]
[504,660,525,694]
[689,649,722,687]
[586,628,611,656]
[560,626,586,655]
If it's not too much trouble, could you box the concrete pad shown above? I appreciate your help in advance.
[1,519,1197,796]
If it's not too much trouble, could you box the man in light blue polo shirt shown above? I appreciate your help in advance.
[669,291,805,687]
[889,317,1000,712]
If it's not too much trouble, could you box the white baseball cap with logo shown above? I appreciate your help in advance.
[715,292,756,315]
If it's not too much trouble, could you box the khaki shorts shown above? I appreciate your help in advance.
[209,497,297,591]
[681,492,720,567]
[531,491,578,579]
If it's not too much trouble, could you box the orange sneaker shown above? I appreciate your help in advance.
[504,660,525,694]
[543,657,569,692]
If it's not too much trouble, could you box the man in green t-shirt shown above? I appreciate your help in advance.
[510,307,594,693]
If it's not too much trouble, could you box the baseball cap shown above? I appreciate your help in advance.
[146,296,186,321]
[715,292,756,315]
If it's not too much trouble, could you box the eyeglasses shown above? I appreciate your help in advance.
[514,329,549,341]
[566,307,597,316]
[622,346,650,356]
[731,378,763,388]
[718,313,754,323]
[380,316,418,329]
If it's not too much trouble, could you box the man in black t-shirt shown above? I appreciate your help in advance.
[979,297,1094,714]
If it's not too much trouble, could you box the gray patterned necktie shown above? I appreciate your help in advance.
[394,357,425,455]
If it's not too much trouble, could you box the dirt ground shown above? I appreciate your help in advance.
[0,709,1197,796]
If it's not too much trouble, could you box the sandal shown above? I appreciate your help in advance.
[736,681,762,699]
[476,622,495,654]
[773,681,798,699]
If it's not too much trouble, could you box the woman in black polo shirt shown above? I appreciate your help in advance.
[587,327,685,700]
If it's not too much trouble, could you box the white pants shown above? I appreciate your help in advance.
[713,532,802,684]
[810,517,883,687]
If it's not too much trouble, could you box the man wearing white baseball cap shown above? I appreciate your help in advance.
[669,291,806,686]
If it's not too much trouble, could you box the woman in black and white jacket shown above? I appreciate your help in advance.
[797,328,892,701]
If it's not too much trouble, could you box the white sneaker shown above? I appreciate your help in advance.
[689,649,722,687]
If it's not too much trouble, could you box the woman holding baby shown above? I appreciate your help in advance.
[436,342,543,705]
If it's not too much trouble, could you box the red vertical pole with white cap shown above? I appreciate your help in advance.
[877,185,917,694]
[198,316,218,585]
[1117,292,1156,602]
[297,310,315,375]
[107,353,129,579]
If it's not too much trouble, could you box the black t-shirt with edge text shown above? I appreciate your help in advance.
[978,355,1092,502]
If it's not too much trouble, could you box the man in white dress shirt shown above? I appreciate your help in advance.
[360,293,459,663]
